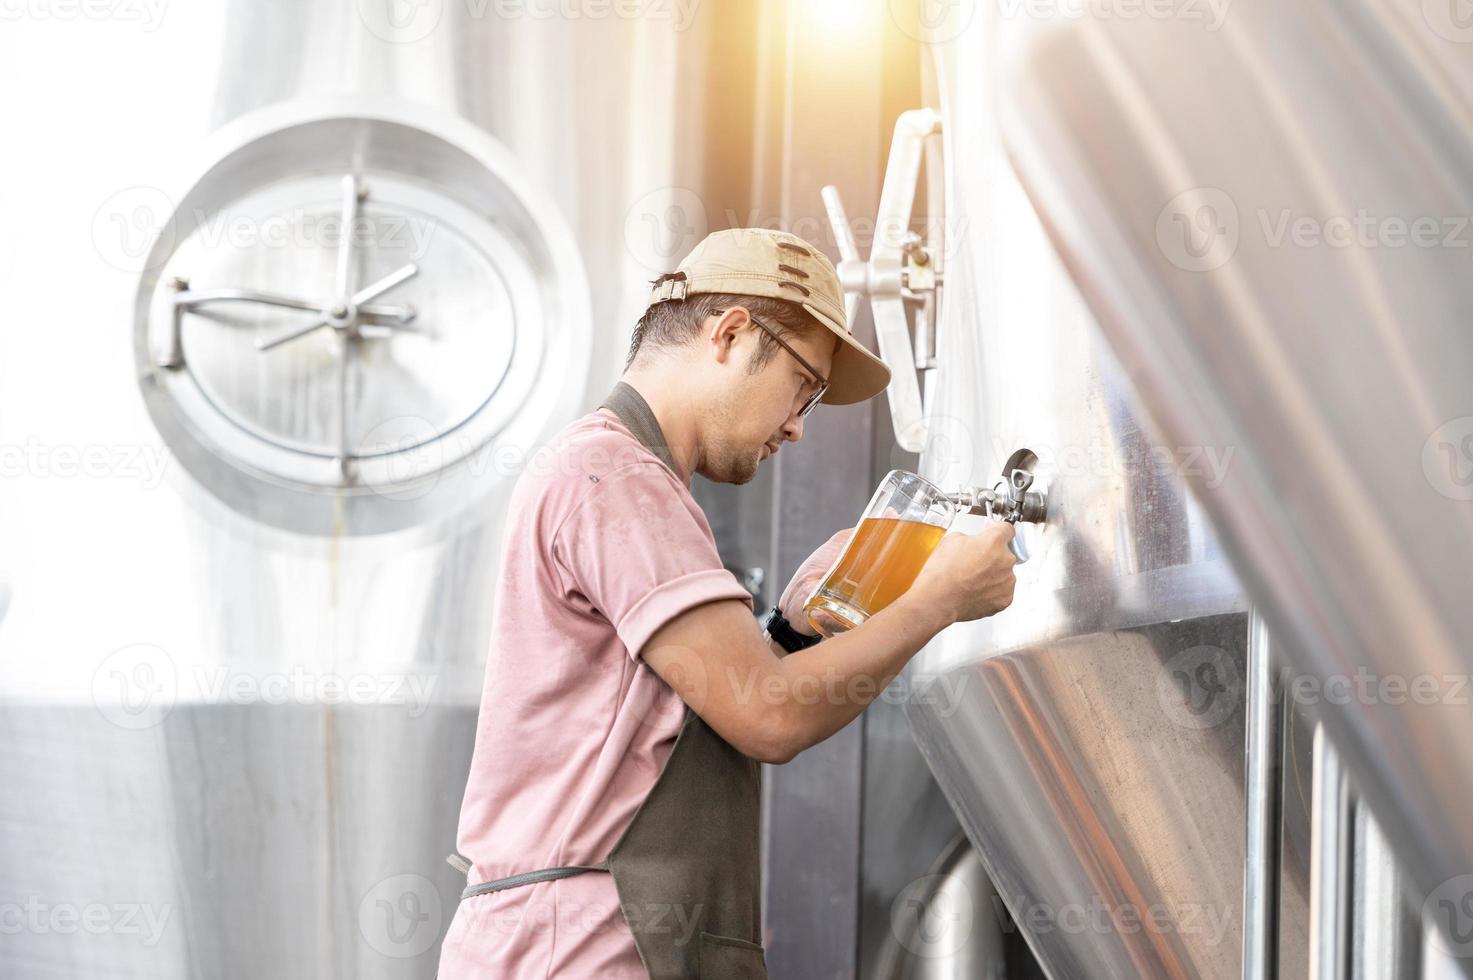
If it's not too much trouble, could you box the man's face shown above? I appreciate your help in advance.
[696,308,839,486]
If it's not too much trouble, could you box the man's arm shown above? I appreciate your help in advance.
[641,521,1016,765]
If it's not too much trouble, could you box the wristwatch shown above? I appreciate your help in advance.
[763,606,823,652]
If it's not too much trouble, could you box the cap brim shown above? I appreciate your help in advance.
[803,302,892,405]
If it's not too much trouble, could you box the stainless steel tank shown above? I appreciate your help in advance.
[874,0,1473,976]
[0,3,750,977]
[874,6,1279,977]
[995,0,1473,929]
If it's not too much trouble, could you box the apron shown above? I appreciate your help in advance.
[447,381,768,980]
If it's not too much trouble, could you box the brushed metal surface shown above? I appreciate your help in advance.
[997,0,1473,923]
[0,3,739,978]
[910,617,1251,979]
[900,8,1288,977]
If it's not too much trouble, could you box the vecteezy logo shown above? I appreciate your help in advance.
[1157,645,1240,730]
[890,872,975,958]
[1156,187,1239,272]
[92,643,178,730]
[1424,874,1473,957]
[623,187,708,275]
[91,642,177,725]
[357,0,444,44]
[91,185,177,275]
[1422,0,1473,43]
[357,414,446,501]
[359,873,443,958]
[888,0,977,44]
[1422,417,1473,501]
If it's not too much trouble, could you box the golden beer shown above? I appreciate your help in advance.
[802,471,955,636]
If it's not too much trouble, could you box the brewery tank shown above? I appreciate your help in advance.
[0,3,750,977]
[888,0,1473,976]
[893,13,1263,977]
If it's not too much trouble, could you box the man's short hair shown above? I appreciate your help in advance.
[624,273,826,374]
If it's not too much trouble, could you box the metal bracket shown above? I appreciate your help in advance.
[821,108,943,453]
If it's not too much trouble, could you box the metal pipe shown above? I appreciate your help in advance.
[1310,724,1353,980]
[1353,800,1423,979]
[1243,610,1282,980]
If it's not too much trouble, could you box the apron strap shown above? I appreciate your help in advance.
[459,862,610,900]
[599,380,680,478]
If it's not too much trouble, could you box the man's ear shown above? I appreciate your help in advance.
[707,308,746,363]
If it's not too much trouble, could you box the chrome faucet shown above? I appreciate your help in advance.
[943,450,1048,561]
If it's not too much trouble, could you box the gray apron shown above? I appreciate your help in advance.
[447,381,767,980]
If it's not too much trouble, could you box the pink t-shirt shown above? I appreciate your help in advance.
[436,409,753,979]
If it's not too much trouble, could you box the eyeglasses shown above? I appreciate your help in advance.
[711,308,830,418]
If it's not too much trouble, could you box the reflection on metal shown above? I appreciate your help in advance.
[876,834,1006,980]
[1352,796,1423,979]
[1311,726,1353,980]
[136,101,590,535]
[995,0,1473,919]
[0,3,740,978]
[822,106,942,452]
[902,4,1278,975]
[909,617,1252,979]
[1243,610,1282,980]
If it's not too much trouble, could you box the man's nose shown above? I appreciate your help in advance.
[781,413,805,442]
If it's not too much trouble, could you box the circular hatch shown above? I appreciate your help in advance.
[133,100,591,537]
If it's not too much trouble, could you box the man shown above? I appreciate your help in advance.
[436,228,1017,979]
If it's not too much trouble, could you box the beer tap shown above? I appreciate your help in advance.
[943,450,1048,562]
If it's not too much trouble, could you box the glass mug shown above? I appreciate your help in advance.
[803,469,956,637]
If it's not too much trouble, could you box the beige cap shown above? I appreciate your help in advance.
[648,228,891,405]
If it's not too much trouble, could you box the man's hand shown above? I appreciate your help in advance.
[776,527,854,635]
[641,521,1018,766]
[907,520,1018,626]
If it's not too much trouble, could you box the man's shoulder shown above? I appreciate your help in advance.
[545,409,670,481]
[510,410,679,522]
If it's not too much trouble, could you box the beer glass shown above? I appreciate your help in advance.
[803,469,956,636]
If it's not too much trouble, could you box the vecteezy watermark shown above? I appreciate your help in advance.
[1157,653,1473,731]
[0,898,172,947]
[359,874,443,959]
[1423,416,1473,501]
[92,185,177,275]
[0,437,173,489]
[191,664,439,718]
[92,644,178,730]
[992,437,1236,490]
[91,644,440,730]
[1156,187,1240,272]
[0,0,168,30]
[995,0,1230,31]
[1422,0,1473,44]
[890,872,976,958]
[1279,667,1471,708]
[994,892,1235,947]
[887,0,980,45]
[90,185,440,275]
[716,664,971,717]
[1425,875,1473,957]
[356,0,702,44]
[1156,645,1241,730]
[183,206,439,261]
[624,187,709,275]
[1256,209,1473,250]
[1158,186,1473,272]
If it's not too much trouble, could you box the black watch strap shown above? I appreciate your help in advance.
[763,606,822,652]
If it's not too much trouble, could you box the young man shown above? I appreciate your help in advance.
[436,228,1017,979]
